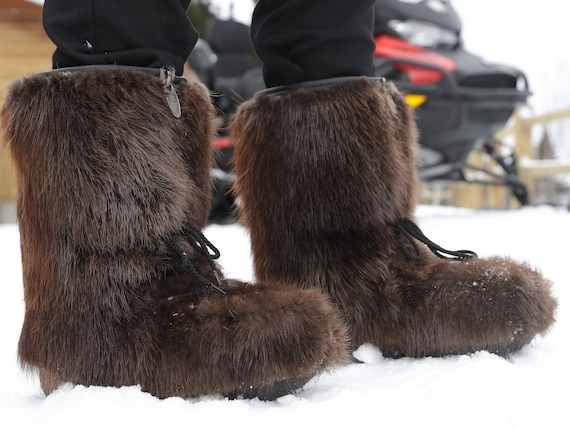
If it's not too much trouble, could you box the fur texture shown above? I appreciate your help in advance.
[232,77,557,357]
[1,69,348,398]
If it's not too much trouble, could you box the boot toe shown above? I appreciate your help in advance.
[462,256,556,355]
[151,282,349,399]
[392,255,557,357]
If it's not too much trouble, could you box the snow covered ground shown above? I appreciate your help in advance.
[2,1,569,427]
[1,206,569,427]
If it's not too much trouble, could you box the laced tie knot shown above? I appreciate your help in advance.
[394,218,478,261]
[163,222,227,296]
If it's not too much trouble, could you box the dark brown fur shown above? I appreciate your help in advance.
[1,69,348,398]
[232,77,557,357]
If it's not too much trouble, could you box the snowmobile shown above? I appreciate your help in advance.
[187,18,264,223]
[189,0,531,223]
[372,0,530,204]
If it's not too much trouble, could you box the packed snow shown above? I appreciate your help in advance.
[1,206,569,427]
[1,1,569,427]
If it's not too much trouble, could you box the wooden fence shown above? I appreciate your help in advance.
[420,106,570,209]
[498,107,570,200]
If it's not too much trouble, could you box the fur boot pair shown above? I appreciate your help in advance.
[1,69,556,400]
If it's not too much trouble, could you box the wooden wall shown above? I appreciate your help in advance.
[0,0,54,220]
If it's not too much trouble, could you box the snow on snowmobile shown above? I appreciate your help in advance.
[190,0,531,223]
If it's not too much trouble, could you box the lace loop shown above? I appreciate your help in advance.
[163,222,227,296]
[394,218,478,261]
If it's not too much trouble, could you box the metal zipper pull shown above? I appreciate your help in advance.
[160,67,181,118]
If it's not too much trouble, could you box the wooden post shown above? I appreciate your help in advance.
[496,107,570,204]
[511,110,536,199]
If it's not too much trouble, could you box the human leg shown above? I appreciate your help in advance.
[2,1,349,399]
[232,0,557,357]
[43,0,196,74]
[250,0,376,87]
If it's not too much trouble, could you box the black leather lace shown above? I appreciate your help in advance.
[163,222,227,299]
[394,218,478,261]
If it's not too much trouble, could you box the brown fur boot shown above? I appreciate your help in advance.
[1,67,348,399]
[232,77,557,357]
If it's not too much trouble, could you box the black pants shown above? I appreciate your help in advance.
[43,0,375,87]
